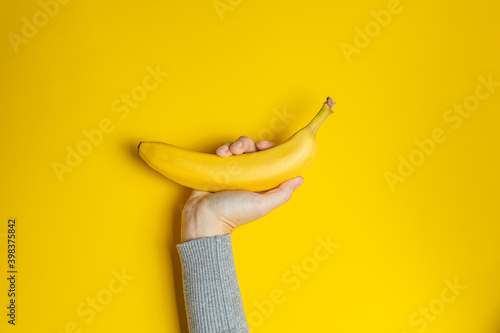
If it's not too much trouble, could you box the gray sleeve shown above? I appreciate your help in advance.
[176,234,250,333]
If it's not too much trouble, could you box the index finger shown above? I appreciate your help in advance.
[216,137,276,157]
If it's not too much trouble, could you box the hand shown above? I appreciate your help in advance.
[181,136,305,242]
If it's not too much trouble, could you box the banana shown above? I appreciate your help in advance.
[138,97,335,192]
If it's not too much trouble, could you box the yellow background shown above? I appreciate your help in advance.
[1,0,499,332]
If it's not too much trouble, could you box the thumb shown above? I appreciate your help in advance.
[258,176,304,215]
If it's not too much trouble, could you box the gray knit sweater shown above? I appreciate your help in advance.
[177,234,250,333]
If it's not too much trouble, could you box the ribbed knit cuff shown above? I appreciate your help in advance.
[177,234,250,333]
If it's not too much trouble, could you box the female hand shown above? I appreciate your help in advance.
[181,136,305,242]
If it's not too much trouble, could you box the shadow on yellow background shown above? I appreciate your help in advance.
[1,0,499,332]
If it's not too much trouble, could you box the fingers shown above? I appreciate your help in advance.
[258,176,305,215]
[216,136,276,157]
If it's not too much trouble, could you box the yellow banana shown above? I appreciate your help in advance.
[138,97,335,192]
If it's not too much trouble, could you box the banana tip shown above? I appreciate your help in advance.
[137,142,142,153]
[326,97,336,110]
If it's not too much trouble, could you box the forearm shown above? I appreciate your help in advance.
[177,234,250,333]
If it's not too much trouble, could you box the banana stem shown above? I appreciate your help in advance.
[306,97,336,135]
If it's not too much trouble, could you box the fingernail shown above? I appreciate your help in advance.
[261,141,269,144]
[231,141,243,149]
[296,177,305,189]
[219,145,228,151]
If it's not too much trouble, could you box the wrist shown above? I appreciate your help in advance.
[181,216,233,243]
